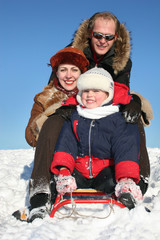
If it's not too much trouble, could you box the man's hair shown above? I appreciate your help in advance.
[88,11,120,34]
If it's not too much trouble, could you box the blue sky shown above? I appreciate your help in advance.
[1,0,160,149]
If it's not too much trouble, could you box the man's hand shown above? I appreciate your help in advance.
[121,94,141,123]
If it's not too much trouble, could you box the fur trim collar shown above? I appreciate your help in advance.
[32,83,68,137]
[72,19,131,73]
[36,83,68,110]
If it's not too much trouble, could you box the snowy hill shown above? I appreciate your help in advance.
[0,148,160,240]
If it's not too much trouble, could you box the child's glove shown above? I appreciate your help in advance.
[115,178,143,209]
[56,168,77,195]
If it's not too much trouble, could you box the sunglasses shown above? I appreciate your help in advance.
[92,32,116,41]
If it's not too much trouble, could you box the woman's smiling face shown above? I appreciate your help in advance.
[56,64,81,91]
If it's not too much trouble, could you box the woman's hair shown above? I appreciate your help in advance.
[88,11,120,34]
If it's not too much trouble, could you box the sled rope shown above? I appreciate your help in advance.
[54,191,114,219]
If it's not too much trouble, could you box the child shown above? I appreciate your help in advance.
[51,67,143,209]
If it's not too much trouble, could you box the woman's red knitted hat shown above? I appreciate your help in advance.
[50,47,89,73]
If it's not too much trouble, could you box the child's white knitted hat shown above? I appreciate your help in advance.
[76,67,114,106]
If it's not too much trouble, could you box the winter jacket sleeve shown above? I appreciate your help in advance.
[112,59,132,105]
[25,94,45,147]
[51,119,78,175]
[113,58,132,88]
[25,83,69,147]
[54,105,77,120]
[111,115,140,183]
[98,58,132,105]
[113,82,132,105]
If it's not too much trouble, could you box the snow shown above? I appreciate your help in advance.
[0,148,160,240]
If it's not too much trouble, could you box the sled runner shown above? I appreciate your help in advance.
[50,189,125,218]
[12,189,125,221]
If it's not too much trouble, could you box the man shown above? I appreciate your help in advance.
[50,12,132,90]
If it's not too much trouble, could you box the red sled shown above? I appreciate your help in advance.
[50,189,125,218]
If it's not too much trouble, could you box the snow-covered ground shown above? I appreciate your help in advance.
[0,148,160,240]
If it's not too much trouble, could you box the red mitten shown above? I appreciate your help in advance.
[56,168,77,195]
[115,178,143,202]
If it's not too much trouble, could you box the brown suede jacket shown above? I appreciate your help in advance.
[25,80,69,147]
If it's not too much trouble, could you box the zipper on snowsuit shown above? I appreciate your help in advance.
[88,120,95,178]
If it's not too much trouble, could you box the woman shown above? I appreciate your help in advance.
[25,47,89,222]
[25,47,88,147]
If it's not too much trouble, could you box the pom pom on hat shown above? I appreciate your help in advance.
[50,47,89,73]
[76,67,114,106]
